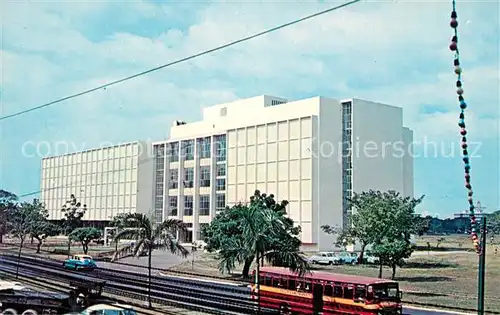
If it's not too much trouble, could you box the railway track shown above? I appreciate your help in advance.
[0,253,255,314]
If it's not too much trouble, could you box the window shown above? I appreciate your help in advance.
[182,140,194,160]
[167,142,179,162]
[199,195,210,215]
[355,285,367,300]
[324,284,333,297]
[184,168,194,188]
[199,166,210,187]
[216,178,225,191]
[198,137,211,159]
[334,286,343,297]
[184,196,193,216]
[168,169,178,189]
[344,285,354,299]
[220,107,227,116]
[215,135,226,162]
[216,194,225,212]
[216,164,226,177]
[168,196,178,216]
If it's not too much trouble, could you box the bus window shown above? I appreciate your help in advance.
[355,285,366,301]
[324,284,333,297]
[265,276,273,286]
[304,281,312,293]
[259,274,265,284]
[273,277,281,287]
[344,285,354,299]
[333,286,342,297]
[333,286,343,297]
[288,279,296,290]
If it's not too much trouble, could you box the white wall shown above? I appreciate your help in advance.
[402,127,414,198]
[316,97,344,251]
[351,99,405,195]
[40,141,150,221]
[226,116,316,244]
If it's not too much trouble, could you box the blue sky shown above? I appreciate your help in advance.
[1,0,498,218]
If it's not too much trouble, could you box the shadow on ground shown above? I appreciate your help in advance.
[396,276,454,283]
[403,261,458,269]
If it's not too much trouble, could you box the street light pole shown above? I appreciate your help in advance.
[478,216,486,315]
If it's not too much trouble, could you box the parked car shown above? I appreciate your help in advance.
[63,254,97,271]
[308,252,337,265]
[335,252,358,264]
[64,303,137,315]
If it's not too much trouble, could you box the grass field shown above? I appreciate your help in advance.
[169,235,500,313]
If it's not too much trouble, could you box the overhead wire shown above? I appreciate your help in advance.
[0,0,362,121]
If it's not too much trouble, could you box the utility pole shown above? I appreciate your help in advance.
[478,216,486,315]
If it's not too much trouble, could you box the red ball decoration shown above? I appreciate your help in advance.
[450,41,458,51]
[450,18,458,28]
[460,128,467,135]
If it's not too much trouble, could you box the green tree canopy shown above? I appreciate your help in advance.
[69,227,102,254]
[61,194,87,235]
[0,189,18,243]
[322,190,423,278]
[203,190,309,279]
[23,199,61,253]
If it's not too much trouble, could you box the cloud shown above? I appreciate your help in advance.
[1,0,498,214]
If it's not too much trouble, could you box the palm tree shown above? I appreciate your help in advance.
[218,193,310,314]
[111,213,189,308]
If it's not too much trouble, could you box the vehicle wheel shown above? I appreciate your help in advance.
[351,260,357,265]
[329,261,333,265]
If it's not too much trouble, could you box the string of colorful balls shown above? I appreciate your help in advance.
[449,0,481,254]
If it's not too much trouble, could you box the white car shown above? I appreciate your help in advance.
[308,252,338,265]
[77,303,137,315]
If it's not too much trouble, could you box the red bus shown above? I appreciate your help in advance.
[251,267,402,315]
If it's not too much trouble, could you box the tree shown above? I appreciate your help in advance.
[26,199,60,253]
[368,190,423,278]
[203,190,309,279]
[7,200,40,278]
[111,213,189,308]
[322,190,423,277]
[370,238,414,279]
[108,213,129,252]
[322,190,396,264]
[31,221,60,253]
[0,189,18,244]
[69,227,102,254]
[487,210,500,235]
[60,194,88,256]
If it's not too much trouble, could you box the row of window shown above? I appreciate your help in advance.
[43,144,139,168]
[154,135,227,163]
[166,167,226,190]
[260,275,365,300]
[167,194,225,216]
[341,101,353,230]
[44,157,139,177]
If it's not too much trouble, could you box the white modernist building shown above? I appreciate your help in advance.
[153,95,414,251]
[40,141,154,226]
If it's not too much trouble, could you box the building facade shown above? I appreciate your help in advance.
[40,141,154,226]
[153,95,414,251]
